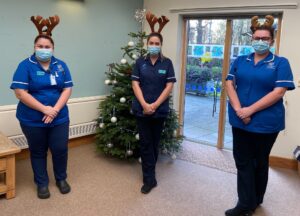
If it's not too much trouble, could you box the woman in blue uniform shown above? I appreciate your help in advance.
[225,15,294,216]
[10,16,73,199]
[131,32,176,194]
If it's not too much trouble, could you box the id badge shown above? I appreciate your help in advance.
[50,74,57,85]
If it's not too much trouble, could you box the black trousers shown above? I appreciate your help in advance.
[232,127,279,210]
[21,122,69,187]
[136,117,165,185]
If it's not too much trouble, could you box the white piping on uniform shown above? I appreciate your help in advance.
[167,77,175,79]
[276,80,294,83]
[131,75,140,79]
[227,74,235,77]
[52,61,58,65]
[12,81,29,85]
[264,54,275,63]
[64,81,73,84]
[28,57,37,64]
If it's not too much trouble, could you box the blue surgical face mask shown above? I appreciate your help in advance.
[148,46,161,56]
[35,48,53,62]
[251,40,270,54]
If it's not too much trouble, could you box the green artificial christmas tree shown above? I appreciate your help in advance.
[95,9,183,159]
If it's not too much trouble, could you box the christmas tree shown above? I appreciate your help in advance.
[95,9,183,159]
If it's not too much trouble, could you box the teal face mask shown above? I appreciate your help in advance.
[251,40,270,54]
[35,49,53,62]
[148,46,161,56]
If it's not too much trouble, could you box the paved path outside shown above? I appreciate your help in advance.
[183,94,233,149]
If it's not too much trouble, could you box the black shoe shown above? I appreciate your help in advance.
[141,182,157,194]
[56,180,71,194]
[225,206,253,216]
[37,186,50,199]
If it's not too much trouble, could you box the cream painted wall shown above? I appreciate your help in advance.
[143,0,300,159]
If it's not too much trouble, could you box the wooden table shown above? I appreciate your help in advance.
[0,132,21,199]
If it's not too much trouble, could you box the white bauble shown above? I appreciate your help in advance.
[99,123,105,128]
[173,130,177,137]
[112,80,118,84]
[126,149,133,156]
[104,79,111,85]
[132,54,138,60]
[121,58,127,64]
[138,157,142,163]
[107,143,113,148]
[135,133,139,140]
[120,97,126,103]
[128,41,135,47]
[171,154,177,160]
[111,116,117,123]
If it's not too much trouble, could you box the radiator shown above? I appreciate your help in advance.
[9,121,97,149]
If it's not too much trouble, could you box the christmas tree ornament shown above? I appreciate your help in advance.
[138,157,142,163]
[107,143,113,148]
[128,41,134,47]
[104,79,111,85]
[120,97,126,103]
[111,116,117,123]
[171,154,177,160]
[173,130,177,137]
[126,149,133,156]
[121,58,127,64]
[134,9,146,23]
[135,133,139,140]
[112,79,118,84]
[99,123,105,128]
[132,54,138,59]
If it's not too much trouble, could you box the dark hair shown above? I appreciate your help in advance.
[34,34,54,47]
[251,26,275,40]
[147,32,163,44]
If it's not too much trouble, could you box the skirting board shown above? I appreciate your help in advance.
[16,135,96,160]
[269,156,298,170]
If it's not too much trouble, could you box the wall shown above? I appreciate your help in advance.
[143,0,300,159]
[0,0,143,105]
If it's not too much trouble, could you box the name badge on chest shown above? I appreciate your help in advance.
[50,74,57,85]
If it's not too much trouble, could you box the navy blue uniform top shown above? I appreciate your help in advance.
[226,52,295,133]
[10,55,73,127]
[131,55,176,118]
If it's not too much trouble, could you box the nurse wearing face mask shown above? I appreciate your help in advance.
[131,32,176,194]
[10,18,73,199]
[225,15,294,216]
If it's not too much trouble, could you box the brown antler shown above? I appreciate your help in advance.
[263,15,274,28]
[44,15,60,36]
[250,16,260,32]
[31,15,46,35]
[31,15,59,36]
[146,11,158,33]
[146,11,169,33]
[157,15,169,33]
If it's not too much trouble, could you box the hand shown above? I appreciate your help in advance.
[242,117,251,125]
[236,107,254,120]
[42,106,58,118]
[142,103,155,115]
[42,115,54,124]
[150,102,159,111]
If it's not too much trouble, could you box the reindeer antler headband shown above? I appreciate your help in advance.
[146,11,169,33]
[31,15,60,36]
[250,15,274,33]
